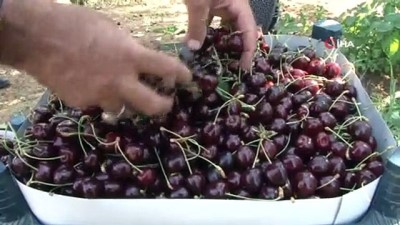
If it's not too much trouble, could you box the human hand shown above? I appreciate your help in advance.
[0,0,192,116]
[183,0,259,70]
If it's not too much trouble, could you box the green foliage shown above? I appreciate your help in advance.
[340,0,400,76]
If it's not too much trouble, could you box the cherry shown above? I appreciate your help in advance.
[293,171,318,198]
[148,177,166,195]
[350,141,372,162]
[235,145,256,169]
[295,134,315,159]
[251,101,273,124]
[304,79,320,95]
[266,84,286,104]
[255,57,271,73]
[227,33,244,53]
[241,126,258,142]
[241,167,264,194]
[263,160,288,186]
[347,120,372,142]
[280,96,293,112]
[328,156,346,178]
[104,180,123,198]
[227,101,242,115]
[124,143,144,164]
[227,171,241,190]
[273,134,289,152]
[186,172,206,195]
[53,164,75,184]
[224,134,241,152]
[95,172,110,181]
[31,106,54,123]
[330,102,349,120]
[260,140,278,160]
[307,58,325,76]
[258,185,279,199]
[137,168,157,188]
[169,187,191,198]
[268,118,288,134]
[314,132,331,154]
[325,80,344,97]
[244,93,259,105]
[292,91,312,107]
[247,73,267,88]
[357,169,376,187]
[204,181,229,199]
[343,171,357,189]
[324,62,341,79]
[218,151,234,171]
[83,151,101,172]
[309,101,330,116]
[308,155,329,177]
[110,160,132,180]
[201,144,218,160]
[319,112,337,129]
[124,184,144,198]
[291,55,310,71]
[207,166,223,183]
[224,115,241,133]
[344,84,358,98]
[330,141,347,158]
[72,178,84,197]
[317,175,340,198]
[82,177,104,198]
[31,123,54,140]
[163,152,186,173]
[202,122,222,145]
[203,92,221,107]
[282,154,304,174]
[168,173,185,189]
[366,160,384,177]
[199,75,218,93]
[35,162,54,183]
[303,118,323,136]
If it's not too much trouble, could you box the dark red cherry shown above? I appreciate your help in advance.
[366,160,384,177]
[330,142,347,158]
[103,180,123,198]
[343,172,357,189]
[168,173,185,189]
[110,160,132,180]
[124,143,144,164]
[169,187,191,198]
[204,181,229,199]
[202,122,222,145]
[293,171,318,198]
[259,185,281,199]
[324,80,344,97]
[224,134,241,152]
[295,134,315,159]
[124,184,144,198]
[282,154,304,174]
[218,151,234,171]
[35,162,54,183]
[350,141,372,162]
[347,120,372,142]
[319,112,337,129]
[356,169,376,187]
[199,75,218,93]
[303,118,323,136]
[241,125,258,142]
[259,140,278,160]
[235,145,256,169]
[328,156,346,178]
[241,167,264,194]
[137,168,157,188]
[82,177,104,198]
[224,115,241,133]
[186,172,206,195]
[227,171,241,190]
[314,132,331,154]
[164,153,186,173]
[317,175,340,198]
[263,160,288,186]
[201,145,218,160]
[53,164,76,184]
[268,118,288,134]
[308,155,329,177]
[83,151,101,172]
[227,101,242,115]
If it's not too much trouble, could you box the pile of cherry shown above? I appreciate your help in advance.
[0,27,384,200]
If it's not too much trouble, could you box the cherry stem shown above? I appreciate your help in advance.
[23,152,63,161]
[183,148,226,178]
[325,127,352,147]
[211,46,223,76]
[294,82,322,95]
[351,97,363,118]
[27,180,73,188]
[77,116,89,157]
[328,90,350,111]
[50,114,80,125]
[153,147,173,190]
[316,174,340,190]
[340,184,357,192]
[115,138,143,173]
[170,139,193,175]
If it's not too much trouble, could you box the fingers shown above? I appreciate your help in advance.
[234,8,258,70]
[117,75,174,116]
[183,0,211,50]
[135,46,192,85]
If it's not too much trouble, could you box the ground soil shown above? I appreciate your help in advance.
[0,0,386,122]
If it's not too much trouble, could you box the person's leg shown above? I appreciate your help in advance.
[0,78,10,89]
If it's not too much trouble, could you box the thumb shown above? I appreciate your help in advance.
[184,0,211,50]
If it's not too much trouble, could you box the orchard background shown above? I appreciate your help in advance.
[0,0,399,143]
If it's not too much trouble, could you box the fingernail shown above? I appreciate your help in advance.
[187,39,201,50]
